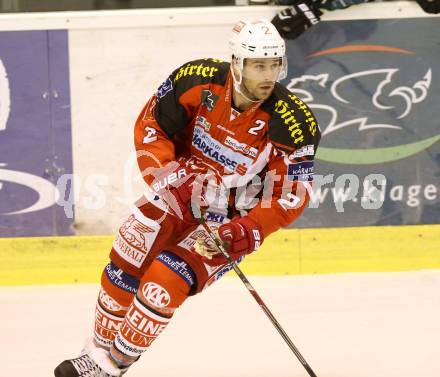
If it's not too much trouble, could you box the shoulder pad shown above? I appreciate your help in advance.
[153,59,229,137]
[262,84,321,152]
[170,58,229,91]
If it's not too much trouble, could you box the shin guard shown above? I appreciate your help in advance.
[113,255,192,358]
[94,292,126,349]
[94,262,140,349]
[113,295,171,357]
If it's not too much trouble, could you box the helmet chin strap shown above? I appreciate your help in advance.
[231,67,262,104]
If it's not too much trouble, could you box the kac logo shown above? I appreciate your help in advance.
[142,282,171,308]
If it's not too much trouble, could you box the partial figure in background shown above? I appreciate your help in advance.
[54,19,320,377]
[271,0,440,40]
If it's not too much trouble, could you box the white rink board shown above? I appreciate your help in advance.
[0,4,437,235]
[1,270,440,377]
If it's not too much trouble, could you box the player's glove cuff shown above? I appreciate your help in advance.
[218,216,263,258]
[195,216,263,267]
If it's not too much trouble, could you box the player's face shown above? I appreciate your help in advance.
[241,58,282,101]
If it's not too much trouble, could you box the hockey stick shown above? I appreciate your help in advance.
[198,216,318,377]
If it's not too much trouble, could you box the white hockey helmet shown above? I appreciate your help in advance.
[229,19,286,60]
[229,20,287,81]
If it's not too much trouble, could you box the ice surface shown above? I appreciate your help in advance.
[1,270,439,377]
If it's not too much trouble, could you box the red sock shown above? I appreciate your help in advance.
[94,263,139,348]
[113,258,191,357]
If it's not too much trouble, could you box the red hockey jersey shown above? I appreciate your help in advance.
[134,58,321,238]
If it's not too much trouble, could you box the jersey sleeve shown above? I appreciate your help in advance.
[134,97,176,185]
[247,90,321,238]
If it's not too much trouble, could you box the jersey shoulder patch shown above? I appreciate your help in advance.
[262,84,320,152]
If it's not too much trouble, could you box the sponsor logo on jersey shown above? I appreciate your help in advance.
[192,126,252,174]
[274,93,318,144]
[174,59,221,82]
[195,115,211,131]
[289,93,318,137]
[105,262,140,294]
[201,89,218,112]
[156,77,173,99]
[142,282,171,308]
[224,136,258,158]
[156,251,195,287]
[287,161,314,181]
[288,145,315,160]
[274,99,305,144]
[216,124,235,135]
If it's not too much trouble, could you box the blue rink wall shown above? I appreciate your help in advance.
[0,30,73,237]
[0,5,439,284]
[287,18,440,228]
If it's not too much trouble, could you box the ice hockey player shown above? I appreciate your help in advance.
[54,19,321,377]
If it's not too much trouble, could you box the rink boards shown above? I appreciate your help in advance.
[0,4,439,236]
[0,4,439,285]
[1,224,439,285]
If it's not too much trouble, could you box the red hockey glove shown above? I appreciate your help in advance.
[202,216,264,266]
[149,159,193,222]
[150,157,218,223]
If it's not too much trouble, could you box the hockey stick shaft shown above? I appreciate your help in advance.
[199,219,318,377]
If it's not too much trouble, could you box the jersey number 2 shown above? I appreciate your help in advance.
[143,127,157,144]
[248,120,265,135]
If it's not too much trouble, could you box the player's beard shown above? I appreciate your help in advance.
[242,80,274,101]
[255,82,275,100]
